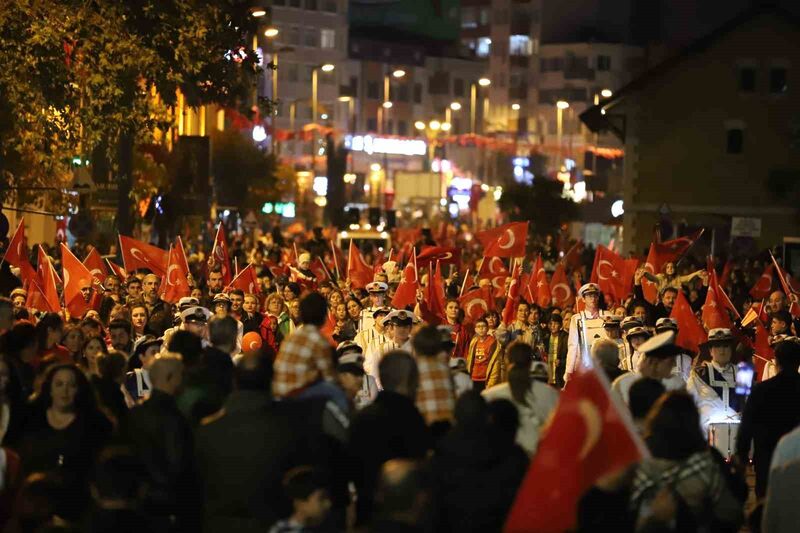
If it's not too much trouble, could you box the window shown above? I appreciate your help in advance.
[303,27,318,47]
[453,78,465,97]
[509,35,532,56]
[479,7,490,25]
[739,67,756,92]
[540,57,563,72]
[396,84,409,102]
[303,65,314,82]
[323,0,337,13]
[461,7,477,28]
[285,62,299,82]
[305,0,318,9]
[288,26,301,45]
[727,128,744,154]
[770,68,787,94]
[320,29,335,49]
[397,120,408,136]
[597,55,611,71]
[476,37,491,58]
[413,83,422,103]
[366,117,378,132]
[349,76,358,96]
[367,81,380,99]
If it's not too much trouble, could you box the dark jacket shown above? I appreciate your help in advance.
[736,369,800,497]
[194,390,296,533]
[124,389,195,521]
[348,390,430,525]
[432,427,528,532]
[240,311,263,334]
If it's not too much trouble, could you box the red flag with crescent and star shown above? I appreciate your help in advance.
[106,259,128,282]
[82,247,108,285]
[416,246,460,266]
[502,262,523,325]
[670,290,707,354]
[161,245,192,304]
[226,263,261,297]
[119,235,168,276]
[749,263,774,300]
[347,241,373,289]
[419,261,447,325]
[550,262,574,308]
[524,255,551,308]
[703,257,733,330]
[26,246,60,313]
[503,365,647,533]
[590,245,626,304]
[477,256,510,299]
[392,253,419,309]
[753,320,774,380]
[458,286,495,324]
[476,221,528,258]
[61,244,96,318]
[211,224,232,286]
[2,219,37,283]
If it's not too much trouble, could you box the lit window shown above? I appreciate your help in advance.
[509,35,532,56]
[320,29,335,49]
[476,37,491,57]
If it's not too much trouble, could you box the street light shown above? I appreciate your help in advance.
[321,63,335,73]
[264,27,279,38]
[511,103,520,111]
[414,120,426,130]
[311,63,335,171]
[556,100,570,167]
[392,69,406,78]
[382,101,393,109]
[600,88,613,98]
[449,102,462,111]
[429,120,441,131]
[441,122,452,132]
[471,78,491,134]
[250,7,267,17]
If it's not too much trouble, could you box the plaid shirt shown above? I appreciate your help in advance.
[273,324,334,398]
[415,355,455,425]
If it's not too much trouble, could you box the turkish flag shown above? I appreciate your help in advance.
[3,219,37,283]
[770,255,800,318]
[703,260,733,330]
[504,366,647,533]
[670,290,707,354]
[750,264,774,300]
[174,236,191,276]
[226,263,260,296]
[562,240,585,270]
[419,261,446,325]
[458,286,495,324]
[392,254,419,309]
[264,259,288,280]
[590,245,627,304]
[82,247,108,285]
[416,246,460,266]
[622,258,640,299]
[394,227,421,246]
[526,256,551,308]
[160,245,192,304]
[211,224,232,286]
[347,241,373,289]
[119,235,168,276]
[476,221,528,258]
[106,259,128,282]
[61,244,96,318]
[502,263,523,325]
[309,257,330,282]
[478,256,510,299]
[550,262,574,308]
[719,259,734,289]
[26,246,60,313]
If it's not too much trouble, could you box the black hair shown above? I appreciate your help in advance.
[36,363,98,416]
[411,325,442,358]
[628,377,666,420]
[282,466,328,501]
[107,319,132,334]
[548,313,563,325]
[35,313,64,352]
[167,330,203,367]
[644,391,706,461]
[299,292,327,326]
[379,350,419,393]
[775,340,800,372]
[229,288,245,298]
[234,353,274,391]
[506,341,535,406]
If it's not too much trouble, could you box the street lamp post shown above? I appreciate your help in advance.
[470,77,491,134]
[556,100,570,166]
[311,63,335,173]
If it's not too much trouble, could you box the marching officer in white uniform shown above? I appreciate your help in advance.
[354,306,392,382]
[618,316,645,372]
[654,317,694,386]
[358,281,390,332]
[564,283,611,383]
[686,328,744,429]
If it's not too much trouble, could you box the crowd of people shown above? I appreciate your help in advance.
[0,220,799,533]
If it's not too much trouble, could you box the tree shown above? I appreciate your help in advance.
[498,180,579,237]
[0,0,262,233]
[211,129,278,210]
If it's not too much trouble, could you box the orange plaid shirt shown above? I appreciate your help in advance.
[273,324,335,397]
[415,355,455,425]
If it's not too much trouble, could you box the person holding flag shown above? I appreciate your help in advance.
[565,283,612,384]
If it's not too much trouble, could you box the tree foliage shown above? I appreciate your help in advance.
[498,180,579,236]
[211,129,280,210]
[0,0,261,221]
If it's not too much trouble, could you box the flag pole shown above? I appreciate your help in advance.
[412,247,418,281]
[330,240,341,280]
[459,268,470,297]
[675,228,705,267]
[234,257,239,277]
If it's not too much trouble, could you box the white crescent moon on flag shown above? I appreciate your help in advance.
[465,298,488,318]
[130,247,147,263]
[577,399,603,459]
[491,275,506,290]
[489,257,505,275]
[90,268,103,280]
[16,242,22,258]
[441,252,453,260]
[248,282,255,293]
[597,260,614,280]
[552,282,570,303]
[498,229,515,250]
[644,261,655,274]
[167,264,180,286]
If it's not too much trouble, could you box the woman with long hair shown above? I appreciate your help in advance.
[60,324,85,364]
[17,364,112,520]
[129,303,149,339]
[34,313,71,366]
[481,341,560,455]
[80,336,108,377]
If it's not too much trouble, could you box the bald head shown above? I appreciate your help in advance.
[149,353,184,395]
[769,291,788,314]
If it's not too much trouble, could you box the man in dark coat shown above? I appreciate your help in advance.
[194,353,297,533]
[736,337,800,497]
[348,350,430,526]
[124,354,195,532]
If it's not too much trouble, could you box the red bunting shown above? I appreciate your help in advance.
[416,246,460,266]
[226,263,261,296]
